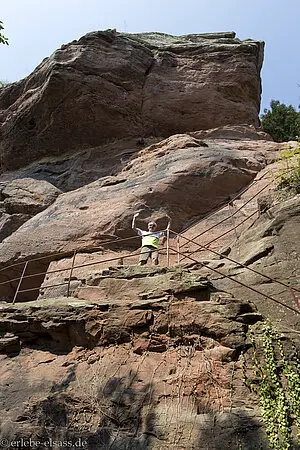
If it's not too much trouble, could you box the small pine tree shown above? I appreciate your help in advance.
[261,100,300,142]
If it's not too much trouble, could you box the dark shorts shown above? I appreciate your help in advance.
[139,245,159,264]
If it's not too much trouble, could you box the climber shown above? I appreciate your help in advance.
[132,212,171,266]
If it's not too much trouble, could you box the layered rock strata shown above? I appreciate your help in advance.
[0,266,268,449]
[210,194,300,342]
[0,133,278,301]
[0,31,264,170]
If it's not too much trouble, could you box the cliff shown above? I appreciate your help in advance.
[0,30,299,450]
[0,30,264,170]
[0,266,268,449]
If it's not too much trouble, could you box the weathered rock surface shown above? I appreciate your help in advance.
[0,31,264,170]
[0,178,61,242]
[0,266,269,448]
[209,194,300,342]
[0,211,31,244]
[190,124,271,141]
[0,127,280,193]
[0,133,277,299]
[176,174,300,344]
[39,264,213,303]
[0,136,160,192]
[0,178,61,214]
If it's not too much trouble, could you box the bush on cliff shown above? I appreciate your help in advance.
[273,140,300,197]
[0,20,8,45]
[0,80,10,87]
[261,100,300,142]
[0,20,9,87]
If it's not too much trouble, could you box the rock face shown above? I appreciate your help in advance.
[0,127,277,194]
[1,178,61,215]
[39,263,214,302]
[153,149,300,343]
[1,26,300,450]
[0,178,61,243]
[0,132,278,301]
[0,136,161,192]
[0,30,264,170]
[210,194,300,342]
[0,266,270,449]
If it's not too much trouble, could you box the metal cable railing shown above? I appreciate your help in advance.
[11,246,175,302]
[181,169,270,234]
[3,228,299,315]
[1,166,299,313]
[167,243,300,315]
[181,164,296,235]
[180,164,298,252]
[180,180,271,249]
[0,163,290,277]
[0,234,143,273]
[170,229,300,295]
[1,169,266,275]
[179,209,259,263]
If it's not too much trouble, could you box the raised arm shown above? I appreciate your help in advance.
[132,212,139,230]
[166,215,171,231]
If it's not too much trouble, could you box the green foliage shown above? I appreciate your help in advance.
[248,322,300,449]
[0,21,9,88]
[0,80,10,88]
[272,141,300,197]
[261,100,300,142]
[0,20,8,45]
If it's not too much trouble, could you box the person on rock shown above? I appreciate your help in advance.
[132,212,171,266]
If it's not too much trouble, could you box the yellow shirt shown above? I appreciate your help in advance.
[137,230,164,248]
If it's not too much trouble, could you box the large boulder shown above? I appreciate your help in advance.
[1,178,62,214]
[0,133,278,301]
[0,178,61,243]
[0,31,264,170]
[0,134,273,267]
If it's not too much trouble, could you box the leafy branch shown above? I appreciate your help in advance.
[0,20,8,45]
[248,322,300,449]
[272,141,300,198]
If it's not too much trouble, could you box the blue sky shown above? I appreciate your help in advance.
[1,0,299,114]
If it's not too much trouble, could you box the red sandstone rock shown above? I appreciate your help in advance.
[1,178,62,215]
[0,284,269,448]
[0,31,264,171]
[0,178,61,243]
[0,134,273,270]
[1,28,300,450]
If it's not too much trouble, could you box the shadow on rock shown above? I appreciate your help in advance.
[1,370,156,450]
[86,371,156,449]
[196,408,267,450]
